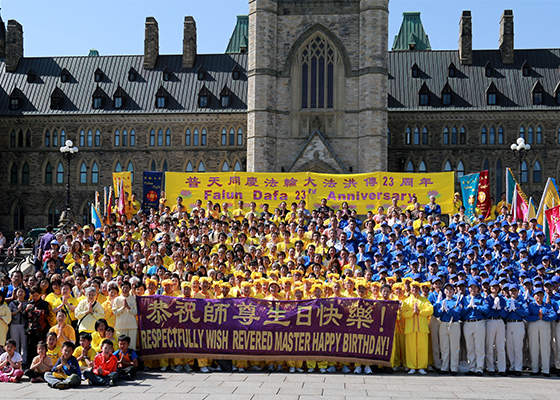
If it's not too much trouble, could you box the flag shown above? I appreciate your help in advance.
[506,167,516,206]
[545,205,560,242]
[528,197,537,221]
[91,203,103,230]
[537,178,560,226]
[459,172,480,224]
[118,178,126,216]
[513,184,529,221]
[106,186,114,217]
[476,170,491,218]
[143,171,164,212]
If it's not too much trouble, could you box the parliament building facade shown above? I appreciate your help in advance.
[1,0,560,233]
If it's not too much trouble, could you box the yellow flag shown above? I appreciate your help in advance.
[537,178,560,226]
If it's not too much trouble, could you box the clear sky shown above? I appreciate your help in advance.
[2,0,559,57]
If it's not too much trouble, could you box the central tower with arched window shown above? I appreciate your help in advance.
[247,0,389,173]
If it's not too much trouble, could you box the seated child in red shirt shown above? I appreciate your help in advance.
[83,339,118,386]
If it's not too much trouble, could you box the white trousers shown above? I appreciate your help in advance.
[429,316,441,369]
[463,320,486,372]
[506,321,525,372]
[528,320,552,374]
[485,319,506,372]
[439,321,461,372]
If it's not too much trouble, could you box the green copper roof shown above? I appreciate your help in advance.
[392,12,431,51]
[88,49,99,57]
[226,15,248,54]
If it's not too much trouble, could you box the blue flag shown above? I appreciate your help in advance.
[91,204,103,229]
[143,171,163,212]
[459,172,480,224]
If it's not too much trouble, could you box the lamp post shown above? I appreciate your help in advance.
[510,137,531,184]
[59,140,79,225]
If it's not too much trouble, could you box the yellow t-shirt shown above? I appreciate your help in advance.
[47,345,61,365]
[48,324,76,348]
[73,345,98,367]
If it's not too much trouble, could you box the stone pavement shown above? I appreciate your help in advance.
[4,371,560,400]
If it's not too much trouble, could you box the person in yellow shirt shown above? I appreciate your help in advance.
[495,192,511,215]
[73,332,96,372]
[232,200,246,222]
[51,282,79,326]
[45,332,61,366]
[44,279,63,327]
[91,318,111,353]
[194,277,214,372]
[48,310,76,348]
[401,281,433,375]
[452,192,463,216]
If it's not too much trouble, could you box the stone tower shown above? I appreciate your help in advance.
[246,0,389,173]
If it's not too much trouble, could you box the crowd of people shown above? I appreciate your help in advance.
[1,191,560,386]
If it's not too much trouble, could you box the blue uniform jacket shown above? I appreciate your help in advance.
[460,294,490,321]
[433,298,463,322]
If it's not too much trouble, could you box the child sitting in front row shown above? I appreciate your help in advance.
[0,339,24,382]
[24,341,53,382]
[83,339,118,386]
[114,335,138,380]
[44,341,82,390]
[73,332,96,372]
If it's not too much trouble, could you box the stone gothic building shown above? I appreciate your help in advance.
[1,0,560,233]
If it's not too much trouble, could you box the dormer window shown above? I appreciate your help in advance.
[51,87,64,110]
[198,85,211,108]
[485,61,493,78]
[411,63,420,78]
[155,86,168,109]
[197,65,206,81]
[532,81,544,105]
[114,97,123,109]
[232,66,241,81]
[60,68,70,83]
[92,86,105,109]
[441,82,452,106]
[128,67,137,82]
[9,88,22,110]
[163,66,171,82]
[220,85,232,108]
[448,63,456,78]
[522,61,531,77]
[418,82,429,106]
[94,68,103,83]
[27,69,37,83]
[486,82,498,105]
[113,86,126,109]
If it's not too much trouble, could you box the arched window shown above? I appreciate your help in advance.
[533,160,542,183]
[443,127,449,145]
[22,162,29,184]
[122,129,128,147]
[165,129,171,146]
[422,127,428,145]
[82,202,92,227]
[150,160,157,171]
[92,162,99,184]
[299,34,338,109]
[413,127,420,145]
[536,126,542,144]
[45,163,52,184]
[115,129,120,146]
[57,163,64,184]
[444,161,452,172]
[157,129,164,146]
[457,161,465,178]
[48,203,59,227]
[13,203,24,230]
[481,126,487,144]
[201,128,207,146]
[185,161,194,172]
[419,161,427,173]
[521,160,528,183]
[221,129,227,146]
[234,161,243,171]
[496,159,503,198]
[197,161,205,172]
[115,162,122,172]
[229,128,235,146]
[45,131,50,147]
[460,126,466,145]
[489,126,495,144]
[60,130,66,145]
[127,162,134,183]
[405,161,414,173]
[237,128,243,146]
[80,130,85,147]
[162,160,169,172]
[528,126,534,144]
[150,129,155,146]
[53,130,58,147]
[498,126,504,144]
[87,129,93,147]
[405,127,411,145]
[10,164,17,183]
[451,127,458,145]
[130,129,135,146]
[185,129,191,146]
[80,162,87,183]
[95,129,100,147]
[483,159,489,171]
[11,131,16,147]
[193,129,199,146]
[519,126,525,140]
[222,161,230,172]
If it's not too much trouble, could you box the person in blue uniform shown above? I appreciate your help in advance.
[433,282,462,375]
[461,279,489,376]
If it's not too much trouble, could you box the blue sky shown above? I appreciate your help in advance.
[2,0,559,57]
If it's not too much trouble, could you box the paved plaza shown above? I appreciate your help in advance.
[3,371,560,400]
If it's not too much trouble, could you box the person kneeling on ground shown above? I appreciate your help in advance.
[44,341,82,389]
[83,339,118,386]
[114,334,138,380]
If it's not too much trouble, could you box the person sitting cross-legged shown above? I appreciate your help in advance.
[83,339,119,386]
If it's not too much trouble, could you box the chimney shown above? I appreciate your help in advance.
[458,11,472,65]
[6,20,23,73]
[143,17,159,70]
[499,10,514,64]
[182,16,197,69]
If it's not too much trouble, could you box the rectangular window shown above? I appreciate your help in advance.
[327,63,334,108]
[419,94,429,106]
[199,96,208,108]
[114,97,123,109]
[442,93,451,105]
[488,93,497,105]
[221,96,230,107]
[533,92,543,105]
[93,97,102,109]
[157,96,166,108]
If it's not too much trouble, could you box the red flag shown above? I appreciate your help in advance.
[545,205,560,241]
[476,170,491,219]
[513,184,529,221]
